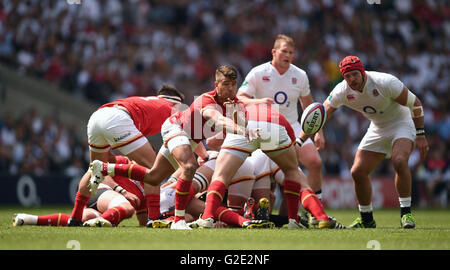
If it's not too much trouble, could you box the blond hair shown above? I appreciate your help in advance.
[273,34,295,49]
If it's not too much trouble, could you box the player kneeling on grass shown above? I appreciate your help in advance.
[195,104,345,229]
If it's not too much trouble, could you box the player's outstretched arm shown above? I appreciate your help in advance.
[236,92,274,105]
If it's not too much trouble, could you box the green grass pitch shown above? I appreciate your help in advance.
[1,206,449,250]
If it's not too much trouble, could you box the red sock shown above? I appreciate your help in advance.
[215,206,247,227]
[101,206,130,226]
[37,213,70,226]
[113,163,147,181]
[233,207,245,216]
[283,180,302,222]
[301,189,329,221]
[187,185,196,202]
[145,193,160,220]
[202,181,227,220]
[174,178,192,223]
[71,192,90,221]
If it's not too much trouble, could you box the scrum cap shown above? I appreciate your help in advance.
[339,56,366,79]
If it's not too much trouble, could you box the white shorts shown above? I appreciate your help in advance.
[247,150,273,190]
[227,159,255,199]
[95,185,130,209]
[221,120,293,160]
[202,155,255,199]
[159,118,198,170]
[359,121,415,159]
[248,149,302,187]
[87,106,148,155]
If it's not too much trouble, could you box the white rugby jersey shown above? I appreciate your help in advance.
[239,62,310,123]
[327,71,412,127]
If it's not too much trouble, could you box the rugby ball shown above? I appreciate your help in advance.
[300,102,326,135]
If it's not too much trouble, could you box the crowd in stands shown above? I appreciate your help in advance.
[0,0,448,206]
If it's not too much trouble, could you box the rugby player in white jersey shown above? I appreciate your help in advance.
[298,56,429,229]
[237,34,326,225]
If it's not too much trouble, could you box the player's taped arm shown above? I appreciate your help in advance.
[405,90,424,118]
[396,86,424,119]
[395,86,425,136]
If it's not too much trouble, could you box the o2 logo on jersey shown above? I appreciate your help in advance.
[363,106,377,114]
[274,91,289,107]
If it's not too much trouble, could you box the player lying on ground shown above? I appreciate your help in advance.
[13,174,146,227]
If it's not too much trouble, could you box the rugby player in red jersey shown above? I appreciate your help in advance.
[68,85,184,226]
[89,65,258,229]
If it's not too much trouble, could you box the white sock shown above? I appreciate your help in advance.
[399,197,411,208]
[20,214,38,225]
[358,204,373,213]
[107,163,115,176]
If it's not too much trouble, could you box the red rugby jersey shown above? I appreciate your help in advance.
[245,104,296,142]
[99,96,175,137]
[168,89,239,143]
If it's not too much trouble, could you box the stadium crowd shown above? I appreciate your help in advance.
[0,0,448,207]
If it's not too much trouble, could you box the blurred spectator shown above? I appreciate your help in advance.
[416,136,450,207]
[0,109,89,177]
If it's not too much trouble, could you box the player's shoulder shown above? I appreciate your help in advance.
[289,64,308,77]
[331,79,348,94]
[198,89,218,104]
[366,71,401,85]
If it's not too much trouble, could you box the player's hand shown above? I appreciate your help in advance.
[223,98,236,106]
[245,128,261,142]
[314,131,326,150]
[123,192,141,209]
[415,135,429,161]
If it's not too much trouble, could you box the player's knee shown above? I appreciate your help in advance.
[304,156,322,172]
[350,166,367,181]
[391,155,408,171]
[181,162,198,179]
